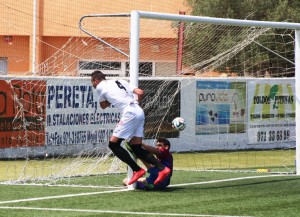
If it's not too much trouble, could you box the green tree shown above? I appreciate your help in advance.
[186,0,300,22]
[184,0,300,77]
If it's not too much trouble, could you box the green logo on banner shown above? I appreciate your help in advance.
[250,83,295,121]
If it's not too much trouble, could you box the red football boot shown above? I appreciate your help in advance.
[128,168,146,185]
[154,167,171,185]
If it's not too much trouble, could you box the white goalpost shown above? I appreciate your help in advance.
[295,30,300,175]
[128,10,300,176]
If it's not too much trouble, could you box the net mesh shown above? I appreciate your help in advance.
[0,2,297,187]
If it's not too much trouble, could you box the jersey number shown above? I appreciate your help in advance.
[115,80,127,92]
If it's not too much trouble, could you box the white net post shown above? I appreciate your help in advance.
[295,30,300,175]
[126,10,141,190]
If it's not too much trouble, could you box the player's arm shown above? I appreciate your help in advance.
[100,100,111,109]
[132,87,144,102]
[141,143,162,157]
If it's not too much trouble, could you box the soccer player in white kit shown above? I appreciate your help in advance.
[91,71,171,185]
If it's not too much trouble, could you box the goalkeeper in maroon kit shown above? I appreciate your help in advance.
[124,138,173,190]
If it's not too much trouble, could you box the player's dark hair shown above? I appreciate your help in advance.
[156,137,171,150]
[91,70,106,81]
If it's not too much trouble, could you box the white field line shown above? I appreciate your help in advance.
[169,174,290,187]
[0,188,129,205]
[0,175,290,217]
[0,183,125,189]
[0,174,289,205]
[0,206,254,217]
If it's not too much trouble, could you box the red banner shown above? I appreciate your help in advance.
[0,80,46,148]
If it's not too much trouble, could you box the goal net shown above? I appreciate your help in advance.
[1,10,299,187]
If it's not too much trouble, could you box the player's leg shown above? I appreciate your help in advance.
[109,136,142,172]
[131,144,171,186]
[111,107,146,185]
[125,138,147,185]
[123,177,147,186]
[123,177,128,186]
[128,106,170,184]
[130,138,164,171]
[129,142,171,185]
[145,167,171,190]
[128,106,165,170]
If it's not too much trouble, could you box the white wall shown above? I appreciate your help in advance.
[0,76,295,158]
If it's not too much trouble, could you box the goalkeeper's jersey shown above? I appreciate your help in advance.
[141,147,173,190]
[95,79,138,113]
[157,147,173,176]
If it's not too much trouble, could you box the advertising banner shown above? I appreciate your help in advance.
[196,81,246,135]
[0,80,46,148]
[140,80,180,138]
[46,79,181,145]
[46,79,118,146]
[248,80,295,144]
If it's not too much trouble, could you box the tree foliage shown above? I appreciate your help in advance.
[184,0,300,77]
[186,0,300,22]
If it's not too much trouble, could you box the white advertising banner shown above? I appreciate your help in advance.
[195,81,246,135]
[46,79,119,146]
[248,80,295,144]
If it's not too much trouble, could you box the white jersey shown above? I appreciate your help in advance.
[95,79,144,139]
[96,79,138,113]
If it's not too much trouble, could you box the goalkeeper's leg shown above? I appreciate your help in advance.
[130,144,171,185]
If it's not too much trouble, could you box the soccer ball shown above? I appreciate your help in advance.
[172,117,186,131]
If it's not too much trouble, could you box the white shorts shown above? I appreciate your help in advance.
[112,104,145,140]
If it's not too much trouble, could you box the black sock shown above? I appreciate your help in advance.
[131,144,165,171]
[108,141,141,172]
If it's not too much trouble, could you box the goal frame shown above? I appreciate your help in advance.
[129,10,300,175]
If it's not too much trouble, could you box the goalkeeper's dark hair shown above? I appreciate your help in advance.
[91,70,106,81]
[156,137,171,150]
